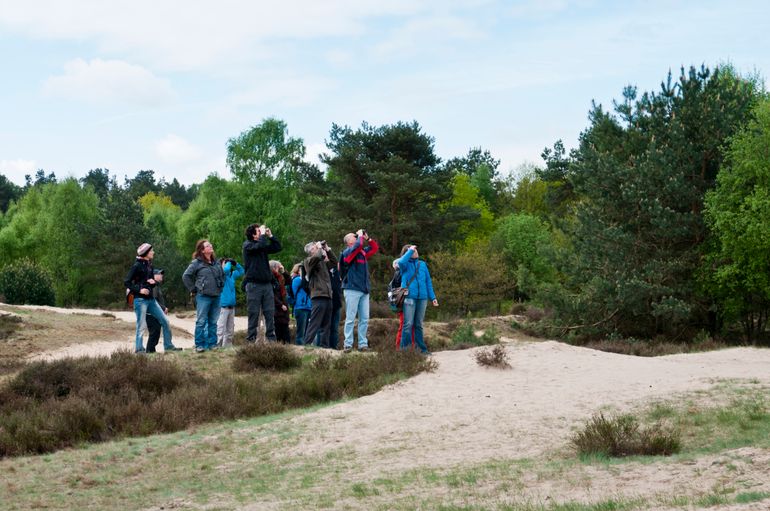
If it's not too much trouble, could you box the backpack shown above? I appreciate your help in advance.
[338,253,350,284]
[298,265,311,295]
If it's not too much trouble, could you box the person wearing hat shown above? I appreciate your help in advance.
[145,268,182,353]
[124,243,176,353]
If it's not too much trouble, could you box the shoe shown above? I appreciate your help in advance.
[343,347,352,353]
[358,346,370,352]
[421,351,432,356]
[194,346,205,353]
[165,346,183,352]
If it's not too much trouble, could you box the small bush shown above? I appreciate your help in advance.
[475,345,511,368]
[0,313,22,340]
[572,412,681,458]
[0,258,55,306]
[233,342,302,372]
[449,321,500,350]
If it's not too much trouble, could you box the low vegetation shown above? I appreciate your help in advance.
[474,345,510,368]
[571,412,681,458]
[0,346,435,457]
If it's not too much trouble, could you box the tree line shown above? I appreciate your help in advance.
[1,64,769,344]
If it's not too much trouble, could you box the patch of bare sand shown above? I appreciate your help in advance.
[276,340,770,507]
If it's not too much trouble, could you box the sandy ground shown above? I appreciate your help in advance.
[9,305,770,508]
[13,304,248,360]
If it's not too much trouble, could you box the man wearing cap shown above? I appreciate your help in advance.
[124,243,176,353]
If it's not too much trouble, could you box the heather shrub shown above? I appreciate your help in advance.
[572,412,681,457]
[233,342,302,372]
[0,258,55,306]
[475,345,510,368]
[0,347,435,457]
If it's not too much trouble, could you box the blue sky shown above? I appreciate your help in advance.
[1,0,768,186]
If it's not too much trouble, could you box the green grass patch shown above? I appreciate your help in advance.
[571,413,681,458]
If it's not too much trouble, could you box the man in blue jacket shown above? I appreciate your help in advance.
[217,258,244,348]
[340,229,379,352]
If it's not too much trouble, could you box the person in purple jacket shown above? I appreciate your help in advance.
[395,244,439,355]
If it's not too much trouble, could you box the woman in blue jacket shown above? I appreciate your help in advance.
[290,262,312,345]
[395,244,439,354]
[217,258,244,348]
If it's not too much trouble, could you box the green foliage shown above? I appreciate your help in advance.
[0,258,55,306]
[546,65,763,339]
[572,412,681,458]
[307,121,478,260]
[177,174,301,265]
[491,213,557,297]
[449,321,500,349]
[430,245,515,316]
[446,173,495,249]
[227,117,306,182]
[0,179,101,306]
[0,174,22,214]
[703,98,770,342]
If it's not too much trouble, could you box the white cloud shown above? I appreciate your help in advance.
[0,158,37,185]
[228,74,337,109]
[155,135,203,165]
[374,16,484,57]
[42,59,176,107]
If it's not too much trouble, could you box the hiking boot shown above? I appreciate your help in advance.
[358,346,370,352]
[135,349,146,354]
[165,346,183,352]
[194,346,205,353]
[343,347,352,353]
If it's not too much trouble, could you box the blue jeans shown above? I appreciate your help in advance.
[195,294,221,350]
[343,290,369,349]
[294,308,310,345]
[401,298,429,353]
[134,297,172,352]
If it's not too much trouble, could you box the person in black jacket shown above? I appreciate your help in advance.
[145,269,182,353]
[242,223,282,342]
[124,243,175,353]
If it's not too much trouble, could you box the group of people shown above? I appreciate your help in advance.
[124,224,439,354]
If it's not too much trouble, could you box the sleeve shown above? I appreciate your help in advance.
[291,276,301,296]
[342,238,363,264]
[363,238,379,260]
[233,263,245,279]
[223,261,232,274]
[266,236,282,254]
[243,235,270,254]
[395,249,413,269]
[326,248,338,268]
[156,287,167,309]
[182,261,197,292]
[124,263,141,295]
[424,263,436,301]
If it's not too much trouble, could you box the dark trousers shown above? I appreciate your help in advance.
[304,297,332,348]
[245,282,275,341]
[275,321,291,344]
[146,314,161,352]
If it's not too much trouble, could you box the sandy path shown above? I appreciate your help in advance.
[12,304,248,360]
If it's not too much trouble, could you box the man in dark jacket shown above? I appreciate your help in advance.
[302,241,337,349]
[146,269,182,353]
[242,223,282,342]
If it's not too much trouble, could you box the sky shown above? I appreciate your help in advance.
[1,0,769,187]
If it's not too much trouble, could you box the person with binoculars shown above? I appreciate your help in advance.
[301,240,337,349]
[340,228,379,353]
